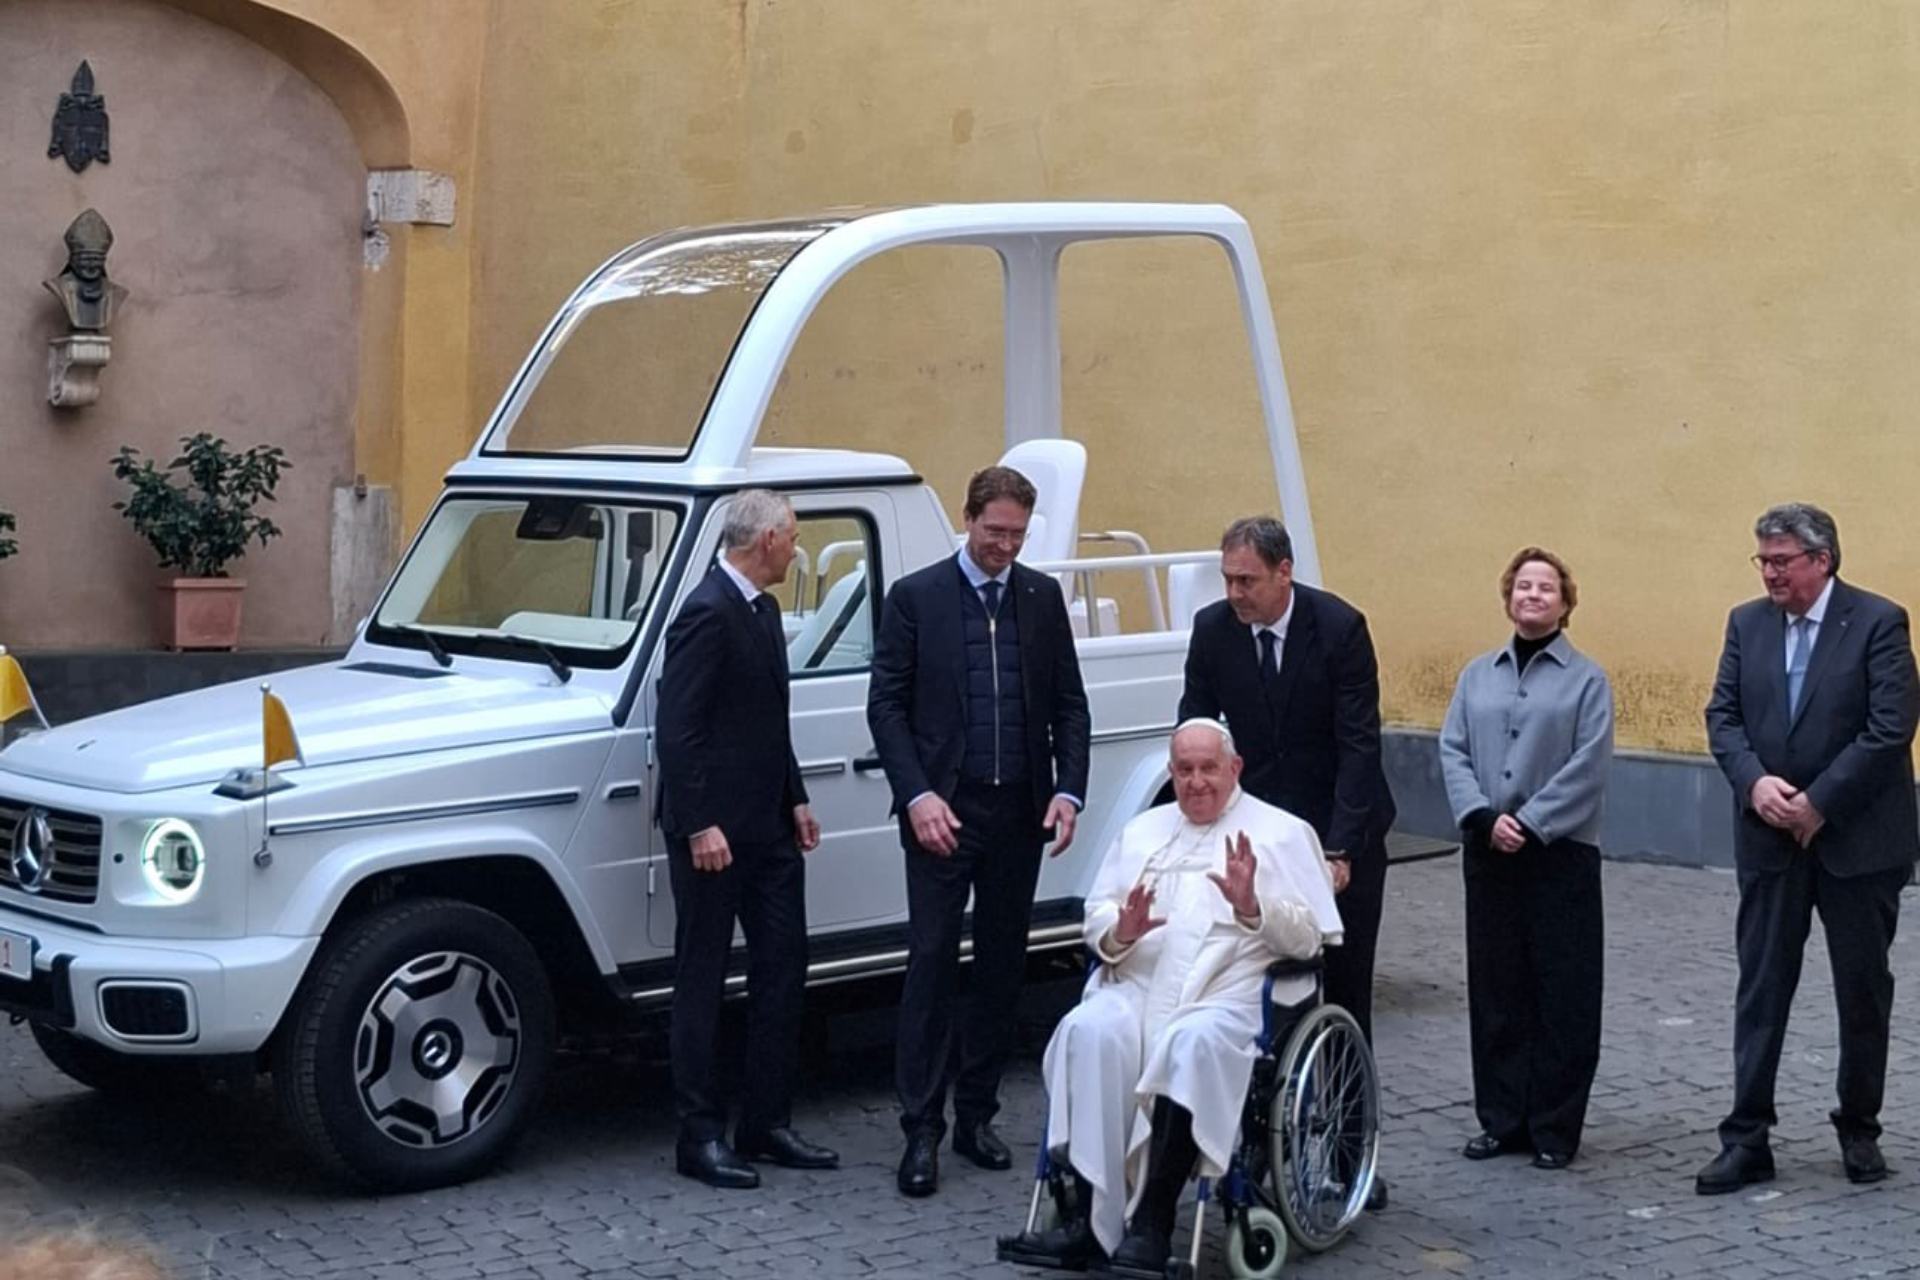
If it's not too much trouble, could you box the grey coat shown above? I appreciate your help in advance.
[1439,632,1614,848]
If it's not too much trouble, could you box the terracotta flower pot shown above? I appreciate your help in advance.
[160,578,245,651]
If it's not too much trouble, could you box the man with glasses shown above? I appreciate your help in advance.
[869,465,1091,1197]
[1698,502,1919,1194]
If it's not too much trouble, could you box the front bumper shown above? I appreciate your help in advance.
[0,909,318,1055]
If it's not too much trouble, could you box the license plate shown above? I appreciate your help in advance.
[0,927,32,982]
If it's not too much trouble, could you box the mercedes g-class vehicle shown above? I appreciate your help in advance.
[0,203,1325,1190]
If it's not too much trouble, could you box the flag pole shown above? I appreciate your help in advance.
[257,682,274,868]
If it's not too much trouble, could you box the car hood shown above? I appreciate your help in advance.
[0,660,615,794]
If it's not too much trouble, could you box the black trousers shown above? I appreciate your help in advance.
[667,832,807,1143]
[1720,856,1907,1149]
[1325,837,1388,1045]
[1463,838,1604,1157]
[896,778,1044,1136]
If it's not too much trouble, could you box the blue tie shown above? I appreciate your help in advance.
[982,580,1002,617]
[1787,617,1811,718]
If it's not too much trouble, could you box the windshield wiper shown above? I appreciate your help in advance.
[389,623,453,668]
[475,632,574,684]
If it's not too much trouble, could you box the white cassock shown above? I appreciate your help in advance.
[1041,787,1344,1254]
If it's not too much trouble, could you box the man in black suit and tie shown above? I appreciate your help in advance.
[1178,516,1396,1209]
[1698,502,1918,1194]
[1179,516,1396,1037]
[657,489,838,1189]
[868,465,1091,1197]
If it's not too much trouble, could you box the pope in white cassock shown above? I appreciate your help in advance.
[1000,719,1344,1277]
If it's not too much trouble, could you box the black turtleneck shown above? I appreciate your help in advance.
[1512,628,1561,674]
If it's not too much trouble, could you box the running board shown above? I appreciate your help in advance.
[617,906,1085,1008]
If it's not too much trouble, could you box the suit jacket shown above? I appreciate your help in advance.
[867,556,1091,825]
[1705,576,1919,878]
[656,564,807,844]
[1178,584,1396,862]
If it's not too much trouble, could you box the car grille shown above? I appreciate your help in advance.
[0,796,103,905]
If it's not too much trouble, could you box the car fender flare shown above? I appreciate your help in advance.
[267,824,615,973]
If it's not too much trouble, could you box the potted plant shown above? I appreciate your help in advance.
[111,433,290,650]
[0,507,16,561]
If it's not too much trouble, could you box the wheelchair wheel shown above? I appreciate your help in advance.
[1226,1206,1289,1279]
[1268,1003,1379,1252]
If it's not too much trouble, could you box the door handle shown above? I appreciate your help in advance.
[852,753,886,774]
[798,758,848,779]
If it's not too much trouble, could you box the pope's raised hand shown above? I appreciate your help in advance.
[1113,883,1167,947]
[1208,831,1260,919]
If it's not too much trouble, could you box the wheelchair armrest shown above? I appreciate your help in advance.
[1265,955,1325,980]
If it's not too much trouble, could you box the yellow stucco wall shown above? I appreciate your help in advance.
[211,1,1920,752]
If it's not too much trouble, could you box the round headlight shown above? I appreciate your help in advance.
[140,819,205,903]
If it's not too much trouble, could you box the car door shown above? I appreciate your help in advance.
[643,491,905,949]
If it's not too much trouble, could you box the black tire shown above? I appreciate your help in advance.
[272,897,555,1192]
[28,1022,203,1096]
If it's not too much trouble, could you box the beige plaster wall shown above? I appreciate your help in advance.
[460,1,1920,752]
[0,0,364,648]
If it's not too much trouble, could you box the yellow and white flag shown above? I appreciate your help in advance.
[263,686,304,770]
[0,649,48,729]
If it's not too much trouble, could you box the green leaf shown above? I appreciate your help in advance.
[109,435,293,577]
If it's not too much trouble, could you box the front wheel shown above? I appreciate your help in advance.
[1226,1205,1289,1279]
[272,898,555,1191]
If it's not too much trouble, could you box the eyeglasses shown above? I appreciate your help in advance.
[1751,550,1817,573]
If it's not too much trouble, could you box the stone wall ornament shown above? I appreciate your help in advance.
[48,61,110,173]
[44,209,129,408]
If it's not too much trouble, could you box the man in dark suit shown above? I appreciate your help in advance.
[1698,502,1918,1194]
[657,489,838,1189]
[1179,516,1396,1040]
[1178,516,1396,1211]
[868,464,1091,1197]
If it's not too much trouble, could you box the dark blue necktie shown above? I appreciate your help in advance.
[982,580,1003,617]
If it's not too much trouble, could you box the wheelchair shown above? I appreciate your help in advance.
[999,955,1379,1279]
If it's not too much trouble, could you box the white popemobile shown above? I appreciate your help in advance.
[0,203,1325,1191]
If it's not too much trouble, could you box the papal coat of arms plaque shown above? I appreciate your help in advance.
[49,61,110,174]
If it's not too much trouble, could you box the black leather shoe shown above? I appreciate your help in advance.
[1843,1135,1889,1185]
[1695,1144,1774,1195]
[1532,1150,1574,1170]
[676,1138,760,1189]
[898,1132,939,1197]
[996,1218,1103,1272]
[1463,1133,1526,1161]
[954,1120,1014,1171]
[735,1125,840,1169]
[1365,1175,1389,1211]
[1098,1224,1171,1279]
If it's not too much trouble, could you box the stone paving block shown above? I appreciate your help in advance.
[5,859,1919,1277]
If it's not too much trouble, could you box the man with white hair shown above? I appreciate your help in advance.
[999,720,1343,1276]
[657,489,835,1188]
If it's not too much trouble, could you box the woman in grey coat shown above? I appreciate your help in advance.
[1439,547,1614,1169]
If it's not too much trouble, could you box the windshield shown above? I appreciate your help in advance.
[483,218,849,457]
[370,496,685,668]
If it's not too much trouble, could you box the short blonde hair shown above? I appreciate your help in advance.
[1499,546,1579,626]
[0,1232,168,1280]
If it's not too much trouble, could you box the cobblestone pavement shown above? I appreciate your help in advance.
[5,857,1920,1278]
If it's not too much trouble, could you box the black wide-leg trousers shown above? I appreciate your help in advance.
[1463,838,1604,1158]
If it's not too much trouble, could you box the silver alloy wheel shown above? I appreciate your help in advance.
[1271,1004,1379,1252]
[354,950,521,1149]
